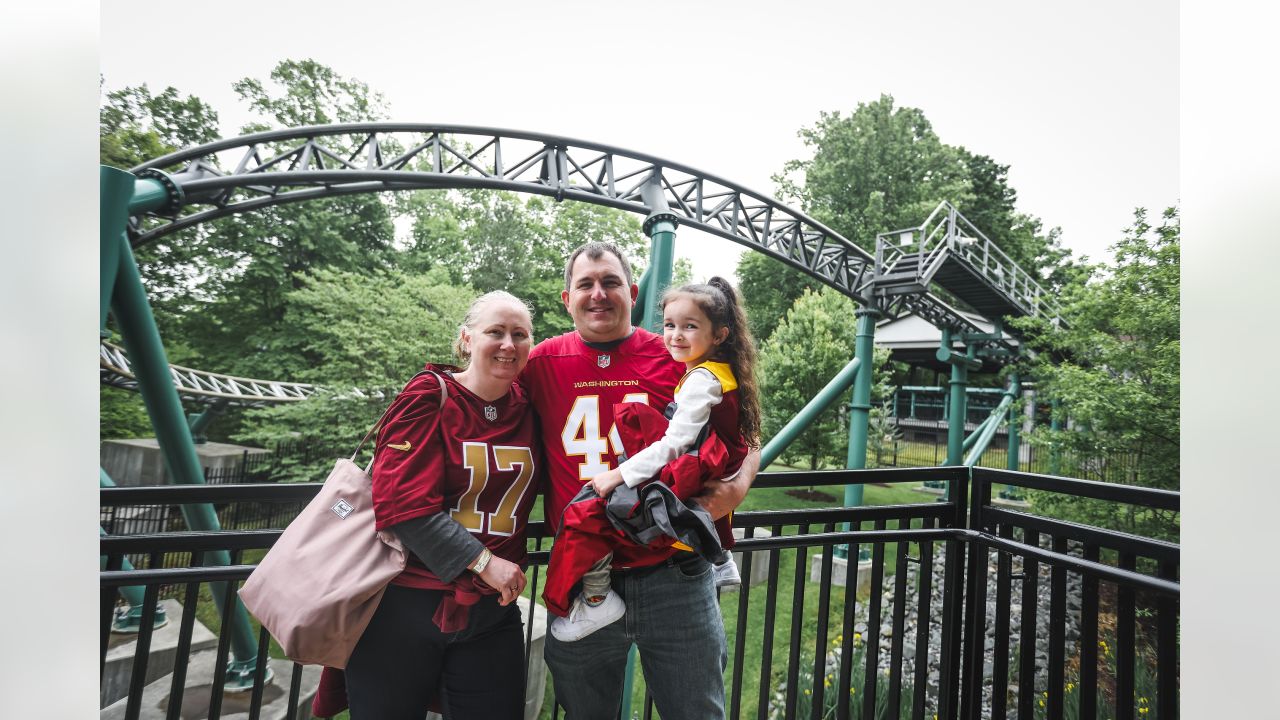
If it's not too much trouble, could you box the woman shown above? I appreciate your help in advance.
[319,290,541,719]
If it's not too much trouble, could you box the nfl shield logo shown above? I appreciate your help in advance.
[484,405,498,422]
[597,354,611,369]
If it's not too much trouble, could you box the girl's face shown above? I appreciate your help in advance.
[662,296,728,368]
[460,301,534,383]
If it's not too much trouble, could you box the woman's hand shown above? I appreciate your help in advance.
[590,468,625,497]
[477,555,526,606]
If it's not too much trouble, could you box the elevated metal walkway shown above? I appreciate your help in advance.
[874,202,1062,327]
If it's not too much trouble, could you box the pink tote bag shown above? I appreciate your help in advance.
[239,372,443,668]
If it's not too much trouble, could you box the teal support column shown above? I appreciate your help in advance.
[1000,376,1025,500]
[1006,374,1021,472]
[629,266,652,328]
[100,167,134,336]
[187,401,227,445]
[103,169,263,688]
[759,357,862,470]
[960,414,994,454]
[621,186,678,711]
[943,343,977,466]
[639,177,677,332]
[962,382,1017,466]
[933,330,980,496]
[837,307,880,560]
[843,308,881,506]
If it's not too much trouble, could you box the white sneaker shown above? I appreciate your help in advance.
[549,592,625,642]
[713,559,742,588]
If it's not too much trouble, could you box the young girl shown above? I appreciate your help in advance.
[545,276,761,642]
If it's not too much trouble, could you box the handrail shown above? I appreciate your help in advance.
[101,525,1179,597]
[973,467,1180,511]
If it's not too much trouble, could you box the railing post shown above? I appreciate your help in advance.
[99,469,168,631]
[102,166,264,689]
[960,469,991,718]
[1050,397,1062,475]
[937,467,969,720]
[1007,378,1021,471]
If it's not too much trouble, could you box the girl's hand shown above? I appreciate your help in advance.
[590,469,625,497]
[478,555,526,606]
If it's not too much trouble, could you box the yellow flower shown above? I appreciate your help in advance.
[1067,683,1075,691]
[805,689,811,696]
[1039,699,1045,708]
[1139,708,1148,715]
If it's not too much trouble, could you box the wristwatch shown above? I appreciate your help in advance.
[470,547,493,575]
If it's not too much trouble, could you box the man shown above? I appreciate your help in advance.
[521,241,758,719]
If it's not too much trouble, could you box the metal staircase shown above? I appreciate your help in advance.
[874,202,1062,327]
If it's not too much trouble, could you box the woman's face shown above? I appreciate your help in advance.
[461,301,534,383]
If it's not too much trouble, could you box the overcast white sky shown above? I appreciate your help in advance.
[100,0,1177,279]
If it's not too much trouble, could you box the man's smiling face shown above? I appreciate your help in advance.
[561,251,637,343]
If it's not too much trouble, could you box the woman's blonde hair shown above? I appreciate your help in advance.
[452,290,534,367]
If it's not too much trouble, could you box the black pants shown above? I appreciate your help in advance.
[345,583,525,719]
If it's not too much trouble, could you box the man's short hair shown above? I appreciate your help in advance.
[563,241,634,290]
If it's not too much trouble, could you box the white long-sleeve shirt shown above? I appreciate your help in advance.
[618,367,723,487]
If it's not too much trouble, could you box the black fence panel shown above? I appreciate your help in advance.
[100,466,1179,720]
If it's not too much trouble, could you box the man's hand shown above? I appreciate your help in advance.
[590,468,625,497]
[694,448,761,520]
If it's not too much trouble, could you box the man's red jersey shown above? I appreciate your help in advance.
[371,366,541,589]
[521,329,684,566]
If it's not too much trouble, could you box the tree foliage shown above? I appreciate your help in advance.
[232,58,389,130]
[743,94,1082,346]
[95,59,740,459]
[759,288,859,470]
[99,81,221,170]
[1013,207,1180,539]
[401,190,646,340]
[233,266,475,476]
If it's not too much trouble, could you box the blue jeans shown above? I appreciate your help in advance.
[544,554,727,719]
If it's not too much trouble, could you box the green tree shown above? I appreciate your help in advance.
[404,191,646,341]
[99,81,221,170]
[1013,207,1180,539]
[234,266,475,476]
[99,81,224,357]
[141,60,400,378]
[232,58,388,129]
[758,288,859,470]
[775,95,974,253]
[736,252,822,344]
[100,386,154,442]
[747,95,1082,345]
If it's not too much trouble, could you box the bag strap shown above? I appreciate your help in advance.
[350,370,449,465]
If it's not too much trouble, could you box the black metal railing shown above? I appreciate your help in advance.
[100,466,1179,720]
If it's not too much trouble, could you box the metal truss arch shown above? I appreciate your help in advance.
[127,122,1005,346]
